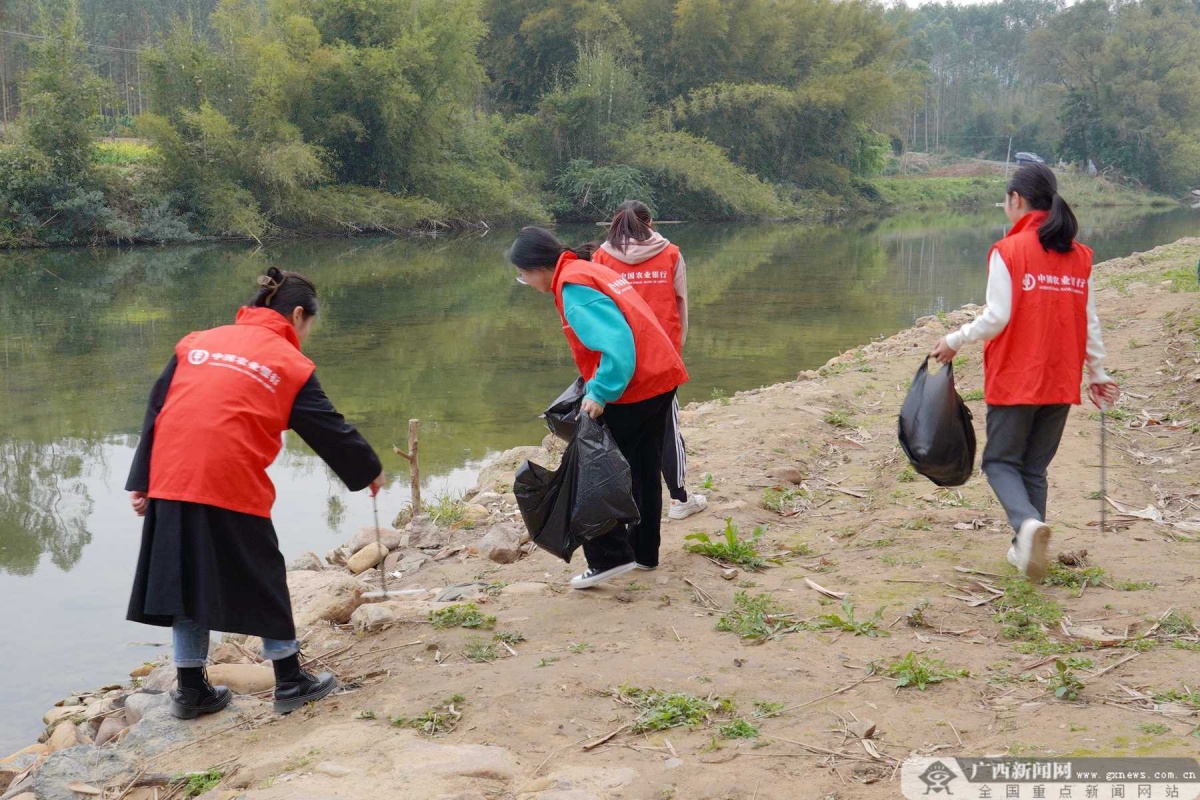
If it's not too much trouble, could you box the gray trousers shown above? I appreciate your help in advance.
[982,404,1071,540]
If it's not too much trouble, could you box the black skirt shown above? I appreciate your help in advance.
[127,499,296,641]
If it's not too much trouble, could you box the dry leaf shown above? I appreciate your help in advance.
[804,577,847,600]
[66,783,102,796]
[849,720,878,740]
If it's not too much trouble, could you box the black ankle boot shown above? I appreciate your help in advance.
[272,654,337,714]
[170,667,232,720]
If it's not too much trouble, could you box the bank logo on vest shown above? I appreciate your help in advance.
[188,348,211,365]
[1022,273,1037,292]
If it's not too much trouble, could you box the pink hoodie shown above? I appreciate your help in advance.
[599,231,690,346]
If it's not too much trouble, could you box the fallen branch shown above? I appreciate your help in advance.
[582,724,631,751]
[782,674,875,713]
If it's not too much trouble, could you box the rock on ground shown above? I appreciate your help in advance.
[122,692,167,726]
[206,664,274,695]
[46,721,79,753]
[347,526,405,553]
[478,523,524,564]
[350,603,400,634]
[94,714,128,747]
[289,571,366,627]
[42,707,83,728]
[394,741,517,781]
[287,551,324,572]
[346,543,389,575]
[406,517,449,550]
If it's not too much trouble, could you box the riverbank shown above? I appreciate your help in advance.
[3,237,1199,800]
[875,169,1179,212]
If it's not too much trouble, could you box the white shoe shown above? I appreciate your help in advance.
[668,494,708,521]
[634,563,656,571]
[1012,519,1052,581]
[570,562,637,589]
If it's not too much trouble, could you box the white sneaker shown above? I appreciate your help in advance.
[1011,519,1052,581]
[634,563,656,571]
[570,562,637,589]
[668,494,708,521]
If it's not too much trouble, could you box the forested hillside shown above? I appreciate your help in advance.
[0,0,1195,246]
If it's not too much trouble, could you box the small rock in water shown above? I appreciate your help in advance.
[287,551,325,572]
[346,543,389,575]
[348,526,405,553]
[128,663,156,679]
[206,664,274,695]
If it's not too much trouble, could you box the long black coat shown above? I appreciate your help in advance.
[126,356,380,640]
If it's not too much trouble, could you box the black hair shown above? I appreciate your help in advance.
[507,226,595,270]
[250,266,318,318]
[607,199,653,251]
[1006,162,1078,254]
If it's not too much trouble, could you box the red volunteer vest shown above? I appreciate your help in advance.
[983,211,1093,406]
[592,243,684,352]
[551,253,689,404]
[148,306,316,517]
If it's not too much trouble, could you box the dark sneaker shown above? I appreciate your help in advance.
[169,684,233,720]
[274,671,337,715]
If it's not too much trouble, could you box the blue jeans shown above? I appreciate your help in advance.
[172,617,298,668]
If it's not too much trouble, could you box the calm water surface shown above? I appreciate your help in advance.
[0,207,1195,752]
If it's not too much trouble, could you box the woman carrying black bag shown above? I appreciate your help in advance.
[932,164,1118,581]
[508,227,688,588]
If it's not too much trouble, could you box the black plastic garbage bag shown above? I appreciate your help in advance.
[514,414,640,562]
[898,358,977,487]
[542,378,586,441]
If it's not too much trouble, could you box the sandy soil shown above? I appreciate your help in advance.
[99,239,1200,800]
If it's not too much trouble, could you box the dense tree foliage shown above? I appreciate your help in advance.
[0,0,1195,246]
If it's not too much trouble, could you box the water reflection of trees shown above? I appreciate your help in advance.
[0,439,98,575]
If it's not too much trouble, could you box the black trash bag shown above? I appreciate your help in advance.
[898,358,977,487]
[514,414,640,562]
[541,378,586,441]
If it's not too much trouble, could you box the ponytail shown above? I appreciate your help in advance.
[607,200,653,252]
[507,226,595,271]
[1006,163,1078,254]
[250,266,318,317]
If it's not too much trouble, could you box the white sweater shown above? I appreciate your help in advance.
[945,250,1111,384]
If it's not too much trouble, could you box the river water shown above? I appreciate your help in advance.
[0,207,1194,752]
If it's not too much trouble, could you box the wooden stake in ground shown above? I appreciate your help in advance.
[394,419,421,515]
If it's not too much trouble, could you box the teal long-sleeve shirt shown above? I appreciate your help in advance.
[561,283,636,406]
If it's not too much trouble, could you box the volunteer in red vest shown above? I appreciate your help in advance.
[932,163,1119,581]
[592,200,706,522]
[508,226,688,589]
[125,267,383,719]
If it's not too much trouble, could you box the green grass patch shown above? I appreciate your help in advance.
[1044,563,1106,596]
[824,409,853,428]
[392,695,465,737]
[877,651,968,690]
[995,578,1064,645]
[762,486,810,515]
[178,769,224,797]
[960,389,985,402]
[1048,660,1085,701]
[1113,579,1156,592]
[93,139,158,165]
[901,516,935,532]
[430,603,496,630]
[464,639,498,663]
[700,473,716,490]
[717,592,800,641]
[898,467,917,483]
[427,492,467,527]
[803,598,889,638]
[751,701,785,719]
[1159,611,1196,636]
[1151,687,1200,707]
[1139,723,1171,735]
[718,719,760,739]
[685,519,768,569]
[618,686,735,733]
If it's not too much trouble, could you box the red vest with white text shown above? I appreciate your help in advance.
[592,244,684,352]
[148,306,315,517]
[984,211,1093,406]
[551,254,688,404]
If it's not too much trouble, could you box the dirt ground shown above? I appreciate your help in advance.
[149,238,1200,800]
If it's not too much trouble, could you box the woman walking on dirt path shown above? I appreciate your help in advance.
[126,267,383,719]
[509,227,688,589]
[932,163,1119,581]
[593,200,706,522]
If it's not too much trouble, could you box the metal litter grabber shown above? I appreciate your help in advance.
[361,485,421,603]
